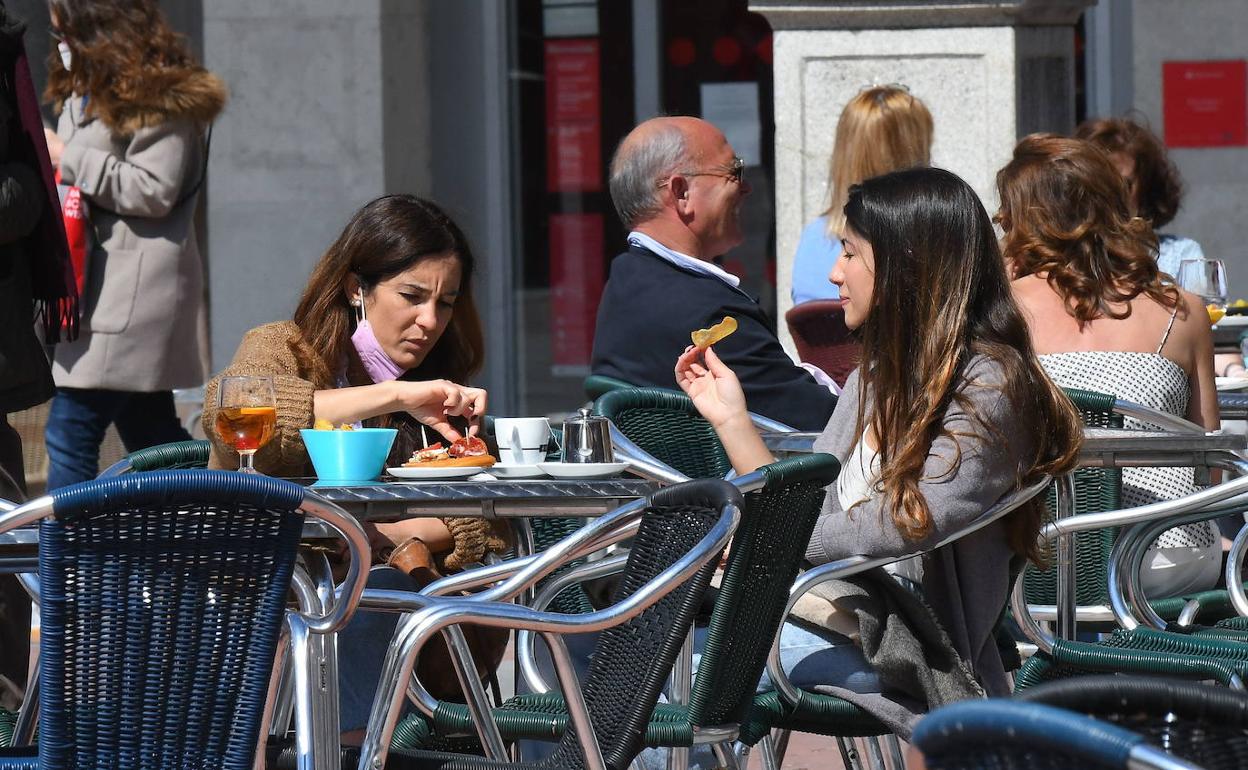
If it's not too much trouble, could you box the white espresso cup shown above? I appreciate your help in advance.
[494,417,552,465]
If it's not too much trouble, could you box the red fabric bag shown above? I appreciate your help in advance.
[55,170,91,298]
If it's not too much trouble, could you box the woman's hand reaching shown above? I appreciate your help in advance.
[674,345,775,475]
[675,345,750,430]
[395,379,488,443]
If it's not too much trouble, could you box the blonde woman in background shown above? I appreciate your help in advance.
[790,84,933,305]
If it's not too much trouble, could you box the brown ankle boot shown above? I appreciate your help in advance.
[386,537,443,584]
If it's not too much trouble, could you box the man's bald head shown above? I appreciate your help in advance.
[609,117,711,228]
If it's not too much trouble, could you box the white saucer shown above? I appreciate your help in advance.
[490,463,547,479]
[537,461,629,480]
[1216,377,1248,392]
[387,465,486,480]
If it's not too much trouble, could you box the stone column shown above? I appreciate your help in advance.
[202,0,432,370]
[751,0,1094,349]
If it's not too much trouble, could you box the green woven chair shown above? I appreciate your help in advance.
[97,439,211,477]
[1016,628,1248,690]
[583,375,636,402]
[594,388,732,480]
[1021,388,1124,612]
[389,453,841,762]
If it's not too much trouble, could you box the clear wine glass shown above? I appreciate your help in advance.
[1176,258,1229,325]
[214,376,276,473]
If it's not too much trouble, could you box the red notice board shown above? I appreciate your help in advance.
[549,213,604,370]
[1163,60,1247,147]
[545,39,602,192]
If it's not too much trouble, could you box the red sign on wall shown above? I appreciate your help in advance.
[1163,60,1247,147]
[545,39,602,192]
[549,213,604,370]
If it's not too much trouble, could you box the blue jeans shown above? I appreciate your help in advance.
[45,387,191,489]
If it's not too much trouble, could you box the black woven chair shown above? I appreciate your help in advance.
[388,454,840,762]
[344,478,742,770]
[913,699,1189,770]
[0,470,369,770]
[97,439,212,477]
[1015,676,1248,769]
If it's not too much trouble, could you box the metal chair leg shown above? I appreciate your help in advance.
[837,737,862,770]
[667,626,695,770]
[758,733,780,770]
[884,734,905,770]
[771,728,791,765]
[10,655,36,747]
[864,735,887,770]
[711,741,739,770]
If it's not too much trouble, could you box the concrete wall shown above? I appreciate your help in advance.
[770,23,1075,339]
[1129,0,1248,295]
[202,0,432,371]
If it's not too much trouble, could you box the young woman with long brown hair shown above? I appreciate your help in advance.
[1000,134,1221,597]
[41,0,226,489]
[676,167,1081,729]
[202,195,505,734]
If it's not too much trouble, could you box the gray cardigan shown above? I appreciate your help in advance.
[807,355,1034,696]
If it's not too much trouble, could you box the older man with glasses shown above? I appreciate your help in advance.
[591,116,837,430]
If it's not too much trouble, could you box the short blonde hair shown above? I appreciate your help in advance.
[823,86,934,236]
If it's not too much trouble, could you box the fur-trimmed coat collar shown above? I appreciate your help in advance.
[84,67,226,135]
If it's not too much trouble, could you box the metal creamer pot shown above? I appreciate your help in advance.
[561,408,614,463]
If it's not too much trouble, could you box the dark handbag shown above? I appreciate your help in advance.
[383,537,510,703]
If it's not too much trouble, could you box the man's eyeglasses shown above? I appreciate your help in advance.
[657,156,745,189]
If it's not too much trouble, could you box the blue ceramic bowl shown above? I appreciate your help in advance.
[299,427,398,482]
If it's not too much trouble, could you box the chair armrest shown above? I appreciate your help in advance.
[609,422,692,485]
[355,495,740,770]
[1113,398,1207,434]
[764,477,1049,707]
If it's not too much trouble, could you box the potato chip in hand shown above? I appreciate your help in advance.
[691,316,738,350]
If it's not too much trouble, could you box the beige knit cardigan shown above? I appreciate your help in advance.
[202,321,503,569]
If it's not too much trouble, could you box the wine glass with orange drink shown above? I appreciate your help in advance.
[1176,258,1229,325]
[215,376,277,473]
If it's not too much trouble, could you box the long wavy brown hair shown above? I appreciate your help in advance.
[997,134,1172,328]
[292,194,484,386]
[1076,117,1183,229]
[45,0,212,128]
[845,168,1082,562]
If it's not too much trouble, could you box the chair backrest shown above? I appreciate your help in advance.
[686,453,840,728]
[542,479,739,770]
[595,388,732,480]
[98,439,212,477]
[784,299,860,388]
[1016,675,1248,769]
[33,470,308,770]
[1023,387,1125,606]
[913,699,1188,770]
[584,374,637,402]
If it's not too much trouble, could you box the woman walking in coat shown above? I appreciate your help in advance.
[41,0,225,489]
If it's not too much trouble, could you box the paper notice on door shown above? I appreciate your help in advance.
[700,82,760,164]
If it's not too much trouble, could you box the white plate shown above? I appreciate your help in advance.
[1216,314,1248,326]
[387,465,487,480]
[1216,377,1248,392]
[537,462,629,480]
[490,463,548,479]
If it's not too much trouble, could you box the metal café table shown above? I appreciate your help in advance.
[759,427,1248,639]
[295,475,659,541]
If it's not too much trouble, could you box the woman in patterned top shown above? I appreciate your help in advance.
[999,133,1221,597]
